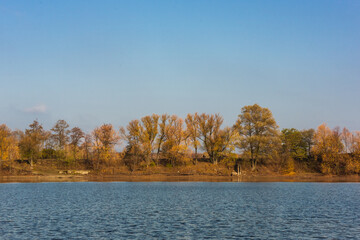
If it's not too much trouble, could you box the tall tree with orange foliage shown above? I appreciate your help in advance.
[69,127,85,163]
[162,115,188,166]
[51,120,70,150]
[341,127,353,154]
[81,134,93,162]
[120,119,145,170]
[92,124,120,168]
[349,131,360,155]
[185,113,200,164]
[19,120,47,166]
[340,128,360,174]
[196,113,227,164]
[155,114,170,163]
[0,124,12,162]
[234,104,280,171]
[301,128,315,157]
[0,124,20,170]
[141,114,159,166]
[312,124,344,174]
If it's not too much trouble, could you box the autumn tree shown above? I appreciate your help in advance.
[81,134,93,163]
[216,127,237,158]
[0,124,20,170]
[0,124,12,162]
[185,113,200,164]
[301,128,315,157]
[162,115,188,166]
[92,124,120,168]
[51,120,70,150]
[196,113,227,164]
[19,120,47,166]
[344,131,360,174]
[7,131,21,163]
[281,128,308,160]
[312,124,344,174]
[212,126,237,168]
[120,120,144,170]
[234,104,280,170]
[341,127,353,153]
[155,114,170,163]
[281,128,310,173]
[69,127,84,163]
[140,114,159,166]
[348,131,360,155]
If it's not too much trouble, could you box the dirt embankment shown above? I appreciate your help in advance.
[1,161,360,183]
[1,171,360,183]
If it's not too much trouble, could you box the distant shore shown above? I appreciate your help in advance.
[1,173,360,183]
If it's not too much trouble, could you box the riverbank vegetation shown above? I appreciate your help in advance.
[1,104,360,176]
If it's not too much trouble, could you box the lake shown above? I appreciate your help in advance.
[0,182,359,239]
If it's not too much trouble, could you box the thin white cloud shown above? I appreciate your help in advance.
[24,104,47,113]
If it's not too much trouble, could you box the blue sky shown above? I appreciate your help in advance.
[1,0,359,132]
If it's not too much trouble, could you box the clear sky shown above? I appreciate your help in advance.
[1,0,359,132]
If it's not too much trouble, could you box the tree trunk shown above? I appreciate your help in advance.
[194,147,198,165]
[146,155,150,168]
[251,159,257,171]
[156,147,161,166]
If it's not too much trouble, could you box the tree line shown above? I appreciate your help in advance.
[0,104,360,175]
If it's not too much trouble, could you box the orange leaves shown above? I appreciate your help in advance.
[92,124,120,165]
[234,104,280,170]
[313,123,343,156]
[0,124,16,161]
[312,123,347,174]
[93,124,120,148]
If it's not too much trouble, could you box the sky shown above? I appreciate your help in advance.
[1,0,360,132]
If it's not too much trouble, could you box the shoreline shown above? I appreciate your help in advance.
[1,173,360,183]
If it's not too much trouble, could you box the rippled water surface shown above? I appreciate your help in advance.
[0,182,359,239]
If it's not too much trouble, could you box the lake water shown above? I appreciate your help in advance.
[0,182,359,239]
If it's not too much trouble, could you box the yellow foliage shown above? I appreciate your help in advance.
[313,123,344,174]
[92,124,120,167]
[0,124,19,161]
